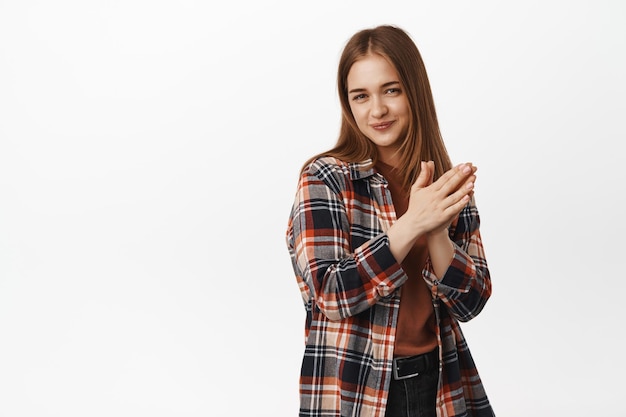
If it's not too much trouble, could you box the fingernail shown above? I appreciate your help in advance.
[466,182,474,190]
[462,164,471,174]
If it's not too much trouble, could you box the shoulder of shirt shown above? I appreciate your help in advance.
[303,156,376,182]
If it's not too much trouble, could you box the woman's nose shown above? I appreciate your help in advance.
[370,97,388,118]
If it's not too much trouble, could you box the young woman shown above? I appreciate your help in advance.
[286,25,494,417]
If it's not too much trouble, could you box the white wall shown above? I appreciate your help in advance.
[1,1,624,415]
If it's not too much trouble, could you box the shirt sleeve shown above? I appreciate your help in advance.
[423,197,492,322]
[286,163,407,321]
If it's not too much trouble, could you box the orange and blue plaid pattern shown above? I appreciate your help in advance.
[286,156,494,417]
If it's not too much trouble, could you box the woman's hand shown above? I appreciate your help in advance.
[387,161,476,264]
[407,161,476,236]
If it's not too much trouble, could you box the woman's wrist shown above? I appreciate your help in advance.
[427,226,449,240]
[426,227,455,277]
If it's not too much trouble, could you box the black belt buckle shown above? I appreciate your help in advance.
[391,349,437,380]
[392,357,421,380]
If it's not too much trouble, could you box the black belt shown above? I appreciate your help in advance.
[392,348,439,380]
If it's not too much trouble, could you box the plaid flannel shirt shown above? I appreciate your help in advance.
[286,157,494,417]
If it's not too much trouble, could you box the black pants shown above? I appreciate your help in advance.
[384,355,438,417]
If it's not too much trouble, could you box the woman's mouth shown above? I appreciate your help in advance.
[371,121,394,130]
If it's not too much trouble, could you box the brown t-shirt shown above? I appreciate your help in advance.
[375,161,438,357]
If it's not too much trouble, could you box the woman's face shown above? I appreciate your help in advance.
[346,54,410,165]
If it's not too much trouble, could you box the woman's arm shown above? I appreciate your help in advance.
[286,160,407,321]
[384,160,490,322]
[424,198,492,322]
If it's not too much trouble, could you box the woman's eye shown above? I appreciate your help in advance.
[352,94,367,101]
[385,88,400,95]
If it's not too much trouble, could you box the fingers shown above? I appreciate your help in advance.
[432,162,475,196]
[442,164,476,215]
[403,161,476,235]
[426,161,435,185]
[412,161,435,189]
[444,193,471,219]
[412,161,430,189]
[411,161,476,204]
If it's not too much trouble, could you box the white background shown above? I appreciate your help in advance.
[1,1,624,416]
